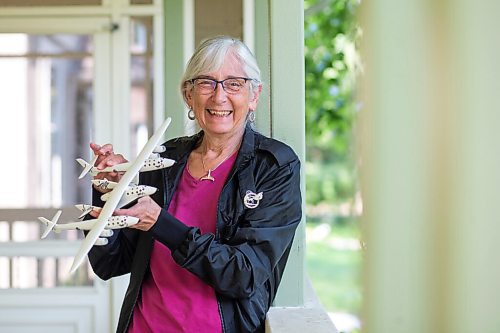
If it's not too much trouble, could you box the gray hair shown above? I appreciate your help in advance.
[180,36,262,104]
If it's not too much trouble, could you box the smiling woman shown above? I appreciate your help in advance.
[86,36,303,333]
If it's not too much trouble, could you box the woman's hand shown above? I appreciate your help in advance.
[113,196,162,231]
[90,142,128,189]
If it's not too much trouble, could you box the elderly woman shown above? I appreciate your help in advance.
[88,36,302,333]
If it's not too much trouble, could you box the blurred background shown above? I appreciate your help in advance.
[304,0,362,332]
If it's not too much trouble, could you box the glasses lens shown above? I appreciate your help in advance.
[194,79,215,94]
[222,78,246,93]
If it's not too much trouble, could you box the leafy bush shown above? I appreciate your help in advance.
[304,0,361,205]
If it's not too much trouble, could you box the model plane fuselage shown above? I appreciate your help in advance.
[44,215,138,232]
[38,211,139,245]
[77,155,174,179]
[101,184,157,208]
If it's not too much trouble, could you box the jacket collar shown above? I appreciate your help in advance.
[234,124,256,168]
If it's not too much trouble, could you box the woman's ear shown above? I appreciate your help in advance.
[183,82,193,105]
[249,84,262,111]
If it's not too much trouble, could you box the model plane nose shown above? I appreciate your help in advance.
[159,158,175,168]
[122,216,139,227]
[143,185,157,196]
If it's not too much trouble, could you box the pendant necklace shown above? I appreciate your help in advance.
[200,147,237,182]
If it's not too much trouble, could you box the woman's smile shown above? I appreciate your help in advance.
[206,109,233,117]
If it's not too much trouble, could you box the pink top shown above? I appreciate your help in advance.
[128,152,237,333]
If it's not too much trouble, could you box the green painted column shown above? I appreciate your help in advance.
[266,0,305,306]
[253,0,271,136]
[360,0,500,332]
[164,0,188,139]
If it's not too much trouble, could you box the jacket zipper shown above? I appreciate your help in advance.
[214,172,235,333]
[214,156,251,333]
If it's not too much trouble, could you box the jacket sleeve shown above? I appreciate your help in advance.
[87,188,141,280]
[150,154,302,298]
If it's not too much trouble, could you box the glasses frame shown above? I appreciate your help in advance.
[189,77,254,95]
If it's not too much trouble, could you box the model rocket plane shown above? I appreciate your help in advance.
[38,117,173,274]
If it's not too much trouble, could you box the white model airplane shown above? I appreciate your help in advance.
[70,117,172,273]
[73,181,157,219]
[77,150,175,179]
[39,210,139,246]
[38,117,173,274]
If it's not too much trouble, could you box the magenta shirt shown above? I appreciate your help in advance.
[128,152,237,333]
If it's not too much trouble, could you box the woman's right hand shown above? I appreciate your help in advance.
[90,142,128,188]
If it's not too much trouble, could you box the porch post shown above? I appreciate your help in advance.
[164,0,192,139]
[361,0,500,332]
[266,0,305,306]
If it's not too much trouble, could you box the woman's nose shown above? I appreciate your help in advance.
[211,82,228,102]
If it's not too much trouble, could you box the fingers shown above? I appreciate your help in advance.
[88,207,102,218]
[98,154,127,170]
[90,142,126,168]
[114,197,161,231]
[89,142,128,183]
[90,142,114,156]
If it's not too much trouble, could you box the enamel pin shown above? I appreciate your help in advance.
[244,190,263,209]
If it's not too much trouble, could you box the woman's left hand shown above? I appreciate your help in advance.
[113,196,162,231]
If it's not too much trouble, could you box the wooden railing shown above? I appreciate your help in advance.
[0,208,93,288]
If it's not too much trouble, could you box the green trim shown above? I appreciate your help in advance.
[267,0,305,307]
[164,0,187,139]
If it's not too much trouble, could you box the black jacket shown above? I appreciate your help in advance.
[88,125,302,333]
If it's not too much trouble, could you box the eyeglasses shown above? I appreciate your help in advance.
[189,77,254,95]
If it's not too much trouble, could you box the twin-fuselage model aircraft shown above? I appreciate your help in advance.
[38,117,174,274]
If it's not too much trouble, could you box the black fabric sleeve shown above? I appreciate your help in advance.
[150,208,191,250]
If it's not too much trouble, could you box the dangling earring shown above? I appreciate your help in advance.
[248,111,256,123]
[188,108,195,120]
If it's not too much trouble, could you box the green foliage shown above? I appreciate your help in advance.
[304,0,361,205]
[306,161,356,204]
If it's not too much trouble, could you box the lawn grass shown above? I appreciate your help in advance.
[305,218,363,316]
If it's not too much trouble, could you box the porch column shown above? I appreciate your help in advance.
[361,0,500,332]
[261,0,305,306]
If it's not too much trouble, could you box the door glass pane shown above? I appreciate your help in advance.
[130,16,154,156]
[0,33,93,209]
[0,33,94,287]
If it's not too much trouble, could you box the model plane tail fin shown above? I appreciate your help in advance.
[76,155,98,179]
[38,210,62,239]
[75,204,99,219]
[76,158,93,179]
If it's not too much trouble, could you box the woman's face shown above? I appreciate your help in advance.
[185,51,261,138]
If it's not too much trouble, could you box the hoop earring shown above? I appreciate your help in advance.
[188,108,195,120]
[248,111,256,123]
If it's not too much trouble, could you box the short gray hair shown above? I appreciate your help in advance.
[180,36,262,104]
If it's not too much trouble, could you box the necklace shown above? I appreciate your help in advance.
[200,148,237,182]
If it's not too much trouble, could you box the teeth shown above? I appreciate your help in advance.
[207,109,232,117]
